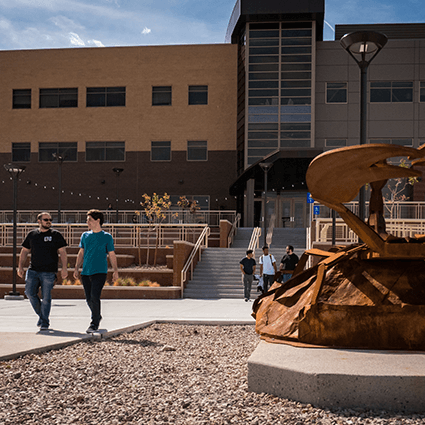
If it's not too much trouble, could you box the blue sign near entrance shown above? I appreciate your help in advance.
[314,205,320,215]
[307,192,314,204]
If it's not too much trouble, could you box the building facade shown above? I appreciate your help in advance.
[2,0,425,226]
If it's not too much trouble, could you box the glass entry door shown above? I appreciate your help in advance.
[280,197,307,228]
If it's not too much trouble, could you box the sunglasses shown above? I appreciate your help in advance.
[42,218,52,222]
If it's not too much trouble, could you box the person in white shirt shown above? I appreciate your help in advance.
[259,245,277,293]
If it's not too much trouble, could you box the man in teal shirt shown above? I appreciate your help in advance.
[74,209,119,333]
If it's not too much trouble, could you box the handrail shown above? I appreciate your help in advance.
[0,209,237,226]
[248,227,262,257]
[227,213,241,247]
[0,223,208,248]
[180,226,210,298]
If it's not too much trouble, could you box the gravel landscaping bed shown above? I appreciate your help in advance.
[1,324,424,424]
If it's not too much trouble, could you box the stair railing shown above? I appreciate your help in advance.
[181,225,210,298]
[227,213,241,247]
[248,227,262,257]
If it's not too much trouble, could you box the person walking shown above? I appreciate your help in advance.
[240,249,256,302]
[258,245,277,293]
[17,212,68,331]
[73,209,119,333]
[279,245,299,283]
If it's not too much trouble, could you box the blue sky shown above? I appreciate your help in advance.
[0,0,424,51]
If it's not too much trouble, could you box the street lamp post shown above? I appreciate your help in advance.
[52,153,65,223]
[340,31,388,222]
[4,163,26,299]
[259,162,273,247]
[112,168,124,223]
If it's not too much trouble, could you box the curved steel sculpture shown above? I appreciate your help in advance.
[252,144,425,350]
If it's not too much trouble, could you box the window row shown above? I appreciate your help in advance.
[326,81,425,104]
[324,139,413,148]
[11,141,208,162]
[12,85,208,109]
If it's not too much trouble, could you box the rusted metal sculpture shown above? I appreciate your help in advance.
[252,144,425,350]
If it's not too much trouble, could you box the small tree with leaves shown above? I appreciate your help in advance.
[177,195,201,222]
[383,158,418,218]
[137,193,171,266]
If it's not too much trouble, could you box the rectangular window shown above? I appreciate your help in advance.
[86,142,125,161]
[370,138,413,146]
[189,85,208,105]
[12,143,31,162]
[187,141,207,161]
[152,86,172,106]
[151,141,171,161]
[38,142,77,162]
[13,89,31,109]
[86,87,126,107]
[39,88,78,108]
[326,83,347,103]
[370,82,413,103]
[325,139,346,148]
[420,82,425,102]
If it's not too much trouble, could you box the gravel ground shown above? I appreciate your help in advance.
[1,324,424,425]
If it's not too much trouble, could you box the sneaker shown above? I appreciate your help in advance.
[244,298,248,302]
[86,326,98,334]
[40,326,49,331]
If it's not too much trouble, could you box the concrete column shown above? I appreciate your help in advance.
[245,178,255,227]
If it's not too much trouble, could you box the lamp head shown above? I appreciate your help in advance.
[340,31,388,66]
[4,163,26,177]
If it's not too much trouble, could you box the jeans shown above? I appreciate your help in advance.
[25,269,56,328]
[262,274,275,292]
[242,274,253,300]
[282,273,292,283]
[81,273,107,328]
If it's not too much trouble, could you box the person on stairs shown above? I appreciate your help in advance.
[240,250,256,302]
[259,245,277,293]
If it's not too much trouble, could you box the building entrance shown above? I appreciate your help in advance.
[253,193,308,229]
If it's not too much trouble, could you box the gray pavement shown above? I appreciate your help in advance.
[0,298,255,361]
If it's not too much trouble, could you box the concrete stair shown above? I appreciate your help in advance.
[184,247,258,299]
[267,228,306,259]
[184,227,308,299]
[231,227,254,248]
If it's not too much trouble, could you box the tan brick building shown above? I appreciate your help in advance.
[0,44,238,212]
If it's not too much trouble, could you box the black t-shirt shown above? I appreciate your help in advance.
[280,253,299,271]
[22,229,67,272]
[240,257,256,275]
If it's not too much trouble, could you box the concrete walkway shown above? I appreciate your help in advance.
[0,298,255,361]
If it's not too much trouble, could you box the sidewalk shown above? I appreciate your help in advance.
[0,298,255,361]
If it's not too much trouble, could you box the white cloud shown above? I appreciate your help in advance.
[69,32,85,46]
[50,15,84,31]
[142,26,151,35]
[88,39,105,47]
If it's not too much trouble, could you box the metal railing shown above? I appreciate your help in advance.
[0,223,208,248]
[180,226,210,298]
[313,202,425,220]
[248,227,262,257]
[0,209,237,226]
[227,213,241,248]
[312,218,425,245]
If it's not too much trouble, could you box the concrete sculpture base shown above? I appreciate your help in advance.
[248,341,425,413]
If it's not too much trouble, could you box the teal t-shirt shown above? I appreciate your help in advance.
[79,230,115,276]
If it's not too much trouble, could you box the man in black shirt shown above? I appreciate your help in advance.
[239,249,256,302]
[18,212,68,331]
[279,245,299,283]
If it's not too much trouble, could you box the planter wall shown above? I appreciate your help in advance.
[0,284,181,299]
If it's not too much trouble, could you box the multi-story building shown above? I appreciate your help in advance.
[1,0,425,228]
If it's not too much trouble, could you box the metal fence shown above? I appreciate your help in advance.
[313,202,425,220]
[311,218,425,245]
[0,210,237,226]
[0,223,209,248]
